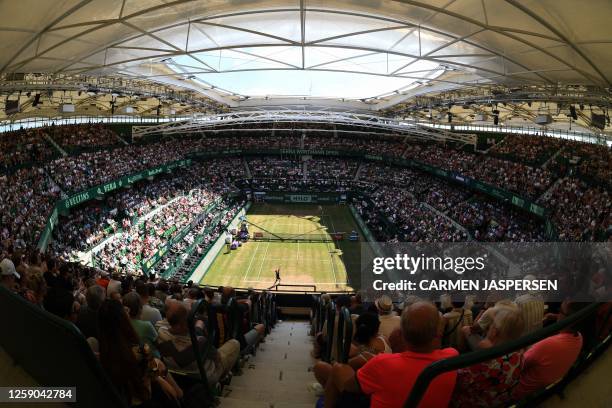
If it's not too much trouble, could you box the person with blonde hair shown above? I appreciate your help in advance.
[462,299,518,350]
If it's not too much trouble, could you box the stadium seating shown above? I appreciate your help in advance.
[0,285,127,408]
[0,277,281,408]
[310,294,611,408]
[2,127,610,252]
[1,125,610,408]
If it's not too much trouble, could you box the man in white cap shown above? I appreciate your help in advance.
[375,295,400,339]
[1,258,20,292]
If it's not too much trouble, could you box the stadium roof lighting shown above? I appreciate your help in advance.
[0,0,610,111]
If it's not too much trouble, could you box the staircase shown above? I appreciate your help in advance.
[43,133,68,156]
[481,134,507,154]
[0,346,67,408]
[537,176,566,203]
[400,136,411,158]
[218,320,317,408]
[354,162,365,181]
[44,170,67,198]
[114,133,130,145]
[244,158,252,179]
[420,201,473,240]
[541,146,564,170]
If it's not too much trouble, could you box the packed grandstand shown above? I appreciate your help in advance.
[1,122,611,407]
[2,127,609,251]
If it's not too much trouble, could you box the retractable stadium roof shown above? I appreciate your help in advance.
[0,0,611,111]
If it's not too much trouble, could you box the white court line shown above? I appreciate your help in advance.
[258,223,304,227]
[322,213,338,285]
[242,233,262,283]
[296,220,300,262]
[264,257,330,262]
[255,215,278,281]
[255,240,272,281]
[243,280,346,285]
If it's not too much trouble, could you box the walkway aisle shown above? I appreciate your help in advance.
[218,320,318,408]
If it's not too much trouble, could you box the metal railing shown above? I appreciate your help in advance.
[336,307,354,364]
[324,304,337,362]
[418,121,611,145]
[186,298,214,401]
[404,302,606,408]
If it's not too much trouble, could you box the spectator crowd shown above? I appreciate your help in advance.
[0,250,266,408]
[0,125,610,272]
[0,123,610,408]
[309,291,609,407]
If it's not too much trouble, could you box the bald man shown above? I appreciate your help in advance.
[323,301,458,408]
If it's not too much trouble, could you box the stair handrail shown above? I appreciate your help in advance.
[324,302,336,362]
[187,298,214,391]
[336,306,354,364]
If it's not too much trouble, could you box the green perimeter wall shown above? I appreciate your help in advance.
[255,191,345,204]
[38,148,556,252]
[37,159,192,251]
[191,148,550,219]
[187,203,250,283]
[349,205,384,258]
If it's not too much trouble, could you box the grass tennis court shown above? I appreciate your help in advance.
[200,203,363,292]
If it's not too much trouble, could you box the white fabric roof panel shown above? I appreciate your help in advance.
[0,0,610,107]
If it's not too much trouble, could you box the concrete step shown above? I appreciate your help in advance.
[254,343,314,353]
[220,320,318,408]
[218,396,270,408]
[235,363,312,381]
[278,306,311,317]
[275,402,317,408]
[0,347,67,408]
[264,334,313,342]
[218,398,316,408]
[230,370,313,390]
[249,351,314,366]
[223,384,315,404]
[244,361,314,372]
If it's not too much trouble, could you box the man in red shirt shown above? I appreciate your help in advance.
[95,270,110,291]
[323,301,458,408]
[513,301,584,399]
